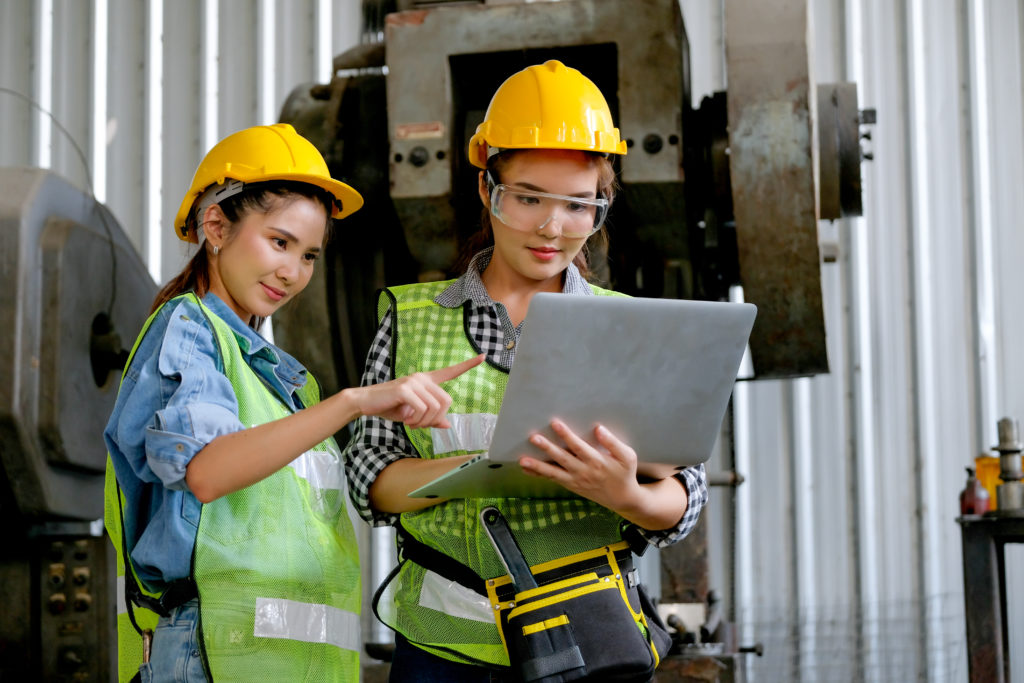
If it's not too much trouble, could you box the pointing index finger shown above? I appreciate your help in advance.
[426,353,485,384]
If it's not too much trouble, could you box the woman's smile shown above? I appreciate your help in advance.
[261,282,286,301]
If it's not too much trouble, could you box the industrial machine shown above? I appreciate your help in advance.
[274,0,873,680]
[0,168,156,681]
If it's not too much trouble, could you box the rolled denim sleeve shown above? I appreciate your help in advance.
[142,302,244,491]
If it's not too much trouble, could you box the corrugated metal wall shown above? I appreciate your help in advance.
[2,1,1022,680]
[687,0,1024,680]
[0,0,361,283]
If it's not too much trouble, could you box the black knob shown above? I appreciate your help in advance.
[409,146,430,168]
[642,134,663,154]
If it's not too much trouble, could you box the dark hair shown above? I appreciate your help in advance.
[455,150,618,280]
[151,181,335,327]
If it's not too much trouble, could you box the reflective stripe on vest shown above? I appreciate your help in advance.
[430,413,497,454]
[254,597,362,651]
[376,281,628,667]
[287,448,348,491]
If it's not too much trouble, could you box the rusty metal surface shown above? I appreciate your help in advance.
[724,0,828,377]
[817,82,864,220]
[957,515,1024,683]
[661,514,709,604]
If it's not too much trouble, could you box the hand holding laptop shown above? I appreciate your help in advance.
[521,419,640,502]
[521,418,690,531]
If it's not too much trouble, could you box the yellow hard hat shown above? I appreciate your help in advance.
[467,60,628,169]
[173,123,364,242]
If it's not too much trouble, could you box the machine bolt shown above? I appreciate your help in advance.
[409,146,430,167]
[642,134,664,154]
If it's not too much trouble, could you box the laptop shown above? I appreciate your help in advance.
[408,292,757,499]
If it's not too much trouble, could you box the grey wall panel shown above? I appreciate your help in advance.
[106,0,149,257]
[50,0,91,192]
[982,0,1024,432]
[274,0,319,109]
[0,1,34,166]
[160,0,203,279]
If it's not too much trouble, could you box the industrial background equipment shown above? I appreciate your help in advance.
[0,168,156,681]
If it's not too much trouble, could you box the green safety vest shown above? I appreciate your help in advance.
[104,293,360,682]
[375,280,628,667]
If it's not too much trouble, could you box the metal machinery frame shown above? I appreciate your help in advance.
[0,169,156,680]
[958,515,1024,683]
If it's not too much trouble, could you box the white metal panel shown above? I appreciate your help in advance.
[980,1,1024,437]
[905,1,973,679]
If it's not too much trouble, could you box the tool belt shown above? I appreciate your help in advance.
[480,507,671,683]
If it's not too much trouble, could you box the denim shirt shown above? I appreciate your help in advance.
[104,292,309,590]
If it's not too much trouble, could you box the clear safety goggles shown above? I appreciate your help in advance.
[487,173,609,239]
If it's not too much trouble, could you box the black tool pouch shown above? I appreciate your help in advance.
[482,508,670,683]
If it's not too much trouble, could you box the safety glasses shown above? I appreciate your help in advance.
[487,173,608,239]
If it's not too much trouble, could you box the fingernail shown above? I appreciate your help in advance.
[596,424,608,436]
[530,434,544,445]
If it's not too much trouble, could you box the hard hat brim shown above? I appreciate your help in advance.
[173,174,364,243]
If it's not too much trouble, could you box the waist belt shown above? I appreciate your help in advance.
[128,577,198,618]
[394,518,648,599]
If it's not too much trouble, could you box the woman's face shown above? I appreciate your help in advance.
[207,196,327,323]
[480,149,600,289]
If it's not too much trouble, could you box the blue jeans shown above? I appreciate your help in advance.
[139,599,208,683]
[389,633,509,683]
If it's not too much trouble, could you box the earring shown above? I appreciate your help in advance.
[212,245,220,256]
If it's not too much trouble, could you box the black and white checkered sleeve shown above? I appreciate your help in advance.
[341,309,415,527]
[634,463,709,548]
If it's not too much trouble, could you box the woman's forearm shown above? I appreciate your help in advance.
[185,388,363,503]
[611,476,689,531]
[368,455,473,514]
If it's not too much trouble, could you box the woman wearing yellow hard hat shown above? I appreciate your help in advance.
[103,123,482,683]
[345,61,709,682]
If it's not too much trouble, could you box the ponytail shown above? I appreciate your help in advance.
[150,247,211,314]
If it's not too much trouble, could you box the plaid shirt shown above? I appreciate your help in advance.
[342,248,709,548]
